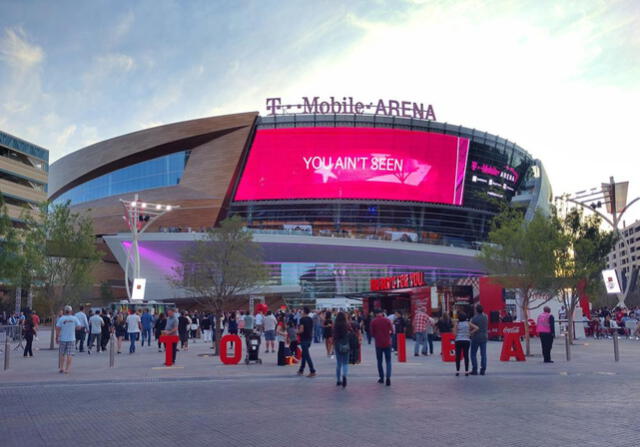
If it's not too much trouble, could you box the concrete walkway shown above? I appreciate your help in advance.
[2,328,637,386]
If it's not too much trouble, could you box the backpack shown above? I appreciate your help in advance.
[336,336,350,354]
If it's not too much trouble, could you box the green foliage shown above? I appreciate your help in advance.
[170,215,268,354]
[554,208,615,293]
[22,201,100,315]
[0,192,23,286]
[553,207,615,341]
[478,208,563,354]
[478,208,561,297]
[170,215,268,312]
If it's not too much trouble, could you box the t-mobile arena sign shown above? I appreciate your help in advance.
[266,97,436,121]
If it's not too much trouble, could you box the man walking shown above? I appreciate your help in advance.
[412,308,428,357]
[470,304,489,375]
[55,306,80,374]
[263,310,278,353]
[74,306,89,352]
[201,314,212,343]
[163,308,179,364]
[100,309,112,352]
[126,310,142,354]
[88,310,104,354]
[297,307,316,377]
[371,309,393,386]
[141,309,153,347]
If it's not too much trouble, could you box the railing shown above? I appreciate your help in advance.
[0,325,23,371]
[246,228,481,251]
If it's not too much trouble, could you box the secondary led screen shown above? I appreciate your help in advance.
[234,127,470,204]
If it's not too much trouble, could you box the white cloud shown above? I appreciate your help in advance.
[83,52,136,85]
[55,124,77,148]
[139,120,165,129]
[0,26,44,71]
[94,53,135,73]
[111,11,135,45]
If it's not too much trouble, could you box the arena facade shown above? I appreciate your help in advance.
[48,108,552,310]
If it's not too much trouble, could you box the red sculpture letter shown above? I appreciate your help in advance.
[220,334,242,365]
[500,333,526,361]
[159,335,179,367]
[397,333,407,362]
[441,332,456,362]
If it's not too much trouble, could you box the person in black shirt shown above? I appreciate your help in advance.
[23,314,36,357]
[297,307,316,377]
[392,311,406,352]
[178,312,190,350]
[100,310,112,351]
[154,313,166,352]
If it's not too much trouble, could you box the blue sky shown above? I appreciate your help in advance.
[1,0,639,217]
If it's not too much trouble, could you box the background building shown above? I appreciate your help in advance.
[0,129,49,224]
[48,112,552,308]
[606,220,640,300]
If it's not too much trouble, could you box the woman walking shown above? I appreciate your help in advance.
[323,310,334,357]
[453,312,478,376]
[276,316,288,366]
[333,312,351,388]
[23,314,36,357]
[114,313,127,354]
[228,313,238,335]
[155,313,166,352]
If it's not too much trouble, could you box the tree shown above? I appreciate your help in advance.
[0,193,23,291]
[478,208,562,355]
[0,193,25,315]
[170,216,268,355]
[22,202,100,349]
[554,208,615,344]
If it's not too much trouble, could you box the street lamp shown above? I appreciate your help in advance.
[120,193,179,301]
[555,176,639,306]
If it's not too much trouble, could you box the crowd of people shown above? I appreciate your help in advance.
[45,303,496,384]
[586,306,640,339]
[12,301,636,381]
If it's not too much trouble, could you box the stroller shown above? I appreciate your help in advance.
[245,331,262,364]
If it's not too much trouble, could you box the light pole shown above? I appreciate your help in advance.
[120,194,178,301]
[556,176,638,307]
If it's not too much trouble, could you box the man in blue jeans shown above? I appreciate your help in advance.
[296,307,316,377]
[370,309,393,386]
[126,310,142,354]
[470,304,488,375]
[140,309,153,347]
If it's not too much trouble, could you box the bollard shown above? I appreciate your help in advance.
[397,333,407,362]
[613,332,620,362]
[564,333,571,362]
[4,335,9,371]
[109,335,115,368]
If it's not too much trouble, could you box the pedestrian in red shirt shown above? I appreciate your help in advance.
[370,309,393,386]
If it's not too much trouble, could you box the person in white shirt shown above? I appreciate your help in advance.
[263,311,278,353]
[255,312,264,333]
[74,306,89,352]
[88,310,104,354]
[126,310,142,354]
[55,306,81,373]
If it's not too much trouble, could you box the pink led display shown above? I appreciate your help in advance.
[234,127,470,205]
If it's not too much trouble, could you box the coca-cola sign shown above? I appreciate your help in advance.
[266,96,436,121]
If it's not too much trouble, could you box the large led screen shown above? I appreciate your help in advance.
[234,127,470,204]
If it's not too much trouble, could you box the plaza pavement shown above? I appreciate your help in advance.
[1,329,639,446]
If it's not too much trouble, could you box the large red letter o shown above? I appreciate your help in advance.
[441,333,456,362]
[220,334,242,365]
